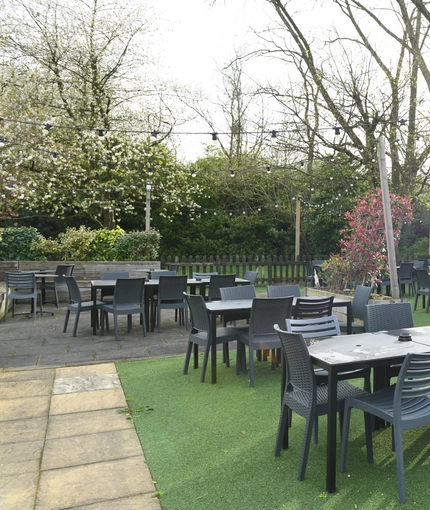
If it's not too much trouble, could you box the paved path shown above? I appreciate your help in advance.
[0,302,189,510]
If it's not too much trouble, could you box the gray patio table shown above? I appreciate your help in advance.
[306,326,430,494]
[206,295,353,384]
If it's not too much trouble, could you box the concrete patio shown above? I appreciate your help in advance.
[0,301,190,510]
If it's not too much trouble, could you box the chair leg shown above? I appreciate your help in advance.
[200,344,211,382]
[114,314,119,341]
[393,426,406,504]
[274,404,289,456]
[298,416,314,481]
[63,310,70,332]
[183,342,193,374]
[249,346,255,387]
[72,311,80,337]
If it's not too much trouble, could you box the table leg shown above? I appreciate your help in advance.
[210,310,217,384]
[326,368,338,493]
[92,284,97,335]
[346,302,352,335]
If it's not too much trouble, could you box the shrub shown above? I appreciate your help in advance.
[0,226,46,261]
[56,226,95,260]
[87,226,125,261]
[113,230,160,261]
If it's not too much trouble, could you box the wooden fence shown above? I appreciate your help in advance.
[160,255,312,285]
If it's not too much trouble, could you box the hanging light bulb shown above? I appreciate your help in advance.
[211,132,218,141]
[271,130,277,138]
[151,130,159,138]
[230,170,235,177]
[98,129,104,138]
[266,166,271,174]
[191,169,197,177]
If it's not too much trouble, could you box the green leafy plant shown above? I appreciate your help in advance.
[113,229,161,261]
[0,226,46,261]
[87,226,125,261]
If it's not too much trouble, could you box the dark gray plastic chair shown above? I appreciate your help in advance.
[243,270,258,284]
[63,276,103,336]
[220,284,256,325]
[267,285,301,298]
[237,296,293,387]
[338,285,372,334]
[207,274,236,301]
[5,272,43,322]
[273,325,368,481]
[183,293,240,382]
[365,301,414,385]
[148,270,177,279]
[414,268,430,313]
[293,296,334,319]
[39,264,75,307]
[340,352,430,504]
[101,278,146,340]
[152,275,188,332]
[100,271,130,303]
[286,315,371,442]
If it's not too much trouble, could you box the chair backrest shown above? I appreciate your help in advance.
[149,270,177,279]
[398,262,414,279]
[184,293,209,333]
[208,274,236,301]
[267,285,301,298]
[304,261,313,277]
[293,296,334,319]
[220,284,256,300]
[274,325,315,395]
[394,353,430,422]
[414,260,424,270]
[168,264,179,272]
[158,275,187,301]
[351,285,373,320]
[365,302,414,332]
[6,272,36,290]
[415,268,430,289]
[101,271,130,280]
[63,276,82,303]
[55,264,75,286]
[243,270,258,284]
[193,271,218,279]
[249,297,294,336]
[286,315,341,340]
[113,278,145,305]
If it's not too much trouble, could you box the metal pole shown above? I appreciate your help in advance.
[295,197,301,261]
[145,179,151,231]
[377,137,400,299]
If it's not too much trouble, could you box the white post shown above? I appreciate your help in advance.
[145,179,152,231]
[377,137,400,299]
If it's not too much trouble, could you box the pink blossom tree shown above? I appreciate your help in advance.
[322,188,413,289]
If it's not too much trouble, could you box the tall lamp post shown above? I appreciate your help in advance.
[145,179,152,231]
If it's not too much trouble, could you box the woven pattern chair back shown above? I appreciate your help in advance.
[113,278,145,306]
[6,272,36,290]
[101,271,130,280]
[398,262,414,279]
[184,293,210,332]
[243,270,258,284]
[220,285,256,301]
[293,296,334,319]
[415,268,430,289]
[63,276,82,303]
[158,275,187,301]
[286,315,340,340]
[208,274,236,301]
[193,271,218,279]
[168,264,179,272]
[365,302,414,332]
[351,285,372,320]
[267,285,301,298]
[250,297,293,336]
[274,325,315,401]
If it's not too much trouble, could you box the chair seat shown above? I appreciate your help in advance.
[68,300,104,312]
[101,303,144,314]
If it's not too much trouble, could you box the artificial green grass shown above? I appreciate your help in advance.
[117,353,430,510]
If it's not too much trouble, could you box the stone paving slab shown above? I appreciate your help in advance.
[37,456,156,510]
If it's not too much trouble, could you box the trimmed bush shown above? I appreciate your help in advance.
[0,226,45,261]
[113,230,160,261]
